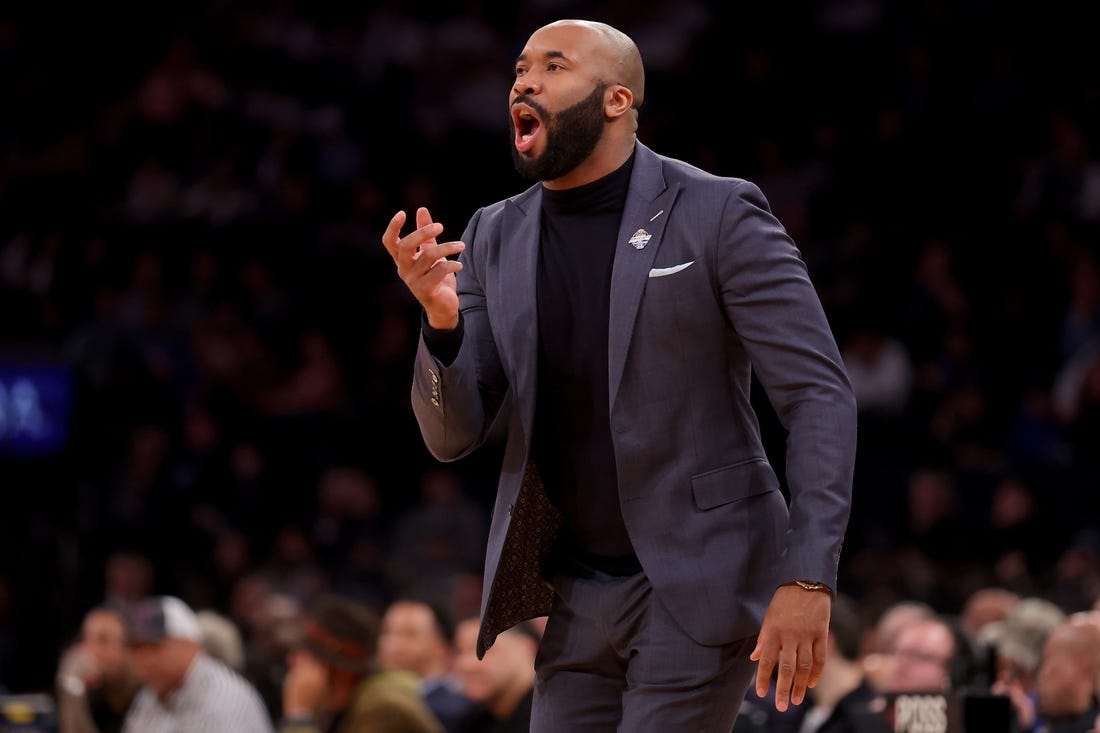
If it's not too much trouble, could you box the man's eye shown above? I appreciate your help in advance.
[547,63,562,71]
[514,67,526,77]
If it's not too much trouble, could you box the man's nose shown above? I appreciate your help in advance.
[513,75,539,96]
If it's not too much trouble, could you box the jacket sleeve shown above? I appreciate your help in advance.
[411,207,510,462]
[340,674,445,733]
[714,180,858,590]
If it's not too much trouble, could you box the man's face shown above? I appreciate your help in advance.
[378,602,446,678]
[509,83,607,182]
[81,610,131,685]
[128,639,196,698]
[884,621,954,693]
[453,619,533,709]
[509,23,610,182]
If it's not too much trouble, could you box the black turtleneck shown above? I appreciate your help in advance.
[532,153,638,569]
[423,154,640,572]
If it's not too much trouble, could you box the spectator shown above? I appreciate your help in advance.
[840,324,915,418]
[197,608,247,673]
[56,604,140,733]
[1068,611,1100,706]
[1034,619,1100,733]
[121,595,274,732]
[279,593,443,733]
[101,553,155,608]
[880,614,978,694]
[862,600,936,691]
[229,578,303,722]
[960,587,1020,638]
[986,596,1067,732]
[385,468,488,595]
[452,617,538,733]
[378,598,484,733]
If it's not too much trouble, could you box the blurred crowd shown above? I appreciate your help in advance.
[36,576,1100,732]
[1,0,1099,727]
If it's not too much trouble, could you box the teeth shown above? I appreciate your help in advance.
[521,133,532,142]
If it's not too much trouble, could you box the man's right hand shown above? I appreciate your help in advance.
[381,206,464,330]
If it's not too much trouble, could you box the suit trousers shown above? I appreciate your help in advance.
[530,562,758,732]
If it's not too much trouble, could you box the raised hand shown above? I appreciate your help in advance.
[381,206,465,330]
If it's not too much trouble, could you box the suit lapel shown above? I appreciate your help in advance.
[608,147,681,404]
[499,193,542,440]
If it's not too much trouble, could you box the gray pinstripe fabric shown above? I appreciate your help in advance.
[122,652,274,733]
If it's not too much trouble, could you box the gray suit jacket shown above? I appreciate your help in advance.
[411,142,857,658]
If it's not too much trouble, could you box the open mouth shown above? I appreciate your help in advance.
[512,104,542,153]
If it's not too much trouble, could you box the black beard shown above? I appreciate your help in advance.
[510,83,607,182]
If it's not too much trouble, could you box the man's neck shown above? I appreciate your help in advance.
[542,136,636,191]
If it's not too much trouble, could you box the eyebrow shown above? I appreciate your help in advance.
[515,49,569,65]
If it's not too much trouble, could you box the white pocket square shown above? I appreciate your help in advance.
[648,260,695,278]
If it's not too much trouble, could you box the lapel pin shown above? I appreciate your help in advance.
[628,229,652,250]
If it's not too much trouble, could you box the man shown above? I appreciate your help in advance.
[379,598,484,733]
[121,595,274,732]
[279,593,443,733]
[862,601,937,691]
[881,615,961,694]
[452,617,538,733]
[1034,619,1100,733]
[988,596,1066,732]
[56,604,141,733]
[381,18,856,731]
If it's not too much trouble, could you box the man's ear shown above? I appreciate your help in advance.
[606,85,634,118]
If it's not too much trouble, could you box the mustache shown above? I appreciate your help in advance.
[511,95,549,120]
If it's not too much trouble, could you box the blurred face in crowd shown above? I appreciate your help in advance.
[1037,624,1100,719]
[80,609,131,687]
[378,601,449,679]
[454,618,536,717]
[884,619,954,693]
[128,638,200,699]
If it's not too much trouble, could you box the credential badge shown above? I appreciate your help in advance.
[628,229,652,250]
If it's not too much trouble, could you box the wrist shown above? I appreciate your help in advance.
[425,310,459,331]
[783,580,832,593]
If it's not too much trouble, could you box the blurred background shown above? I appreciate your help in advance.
[1,0,1098,696]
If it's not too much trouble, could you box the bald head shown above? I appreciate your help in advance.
[1037,621,1100,718]
[535,20,645,110]
[510,19,645,187]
